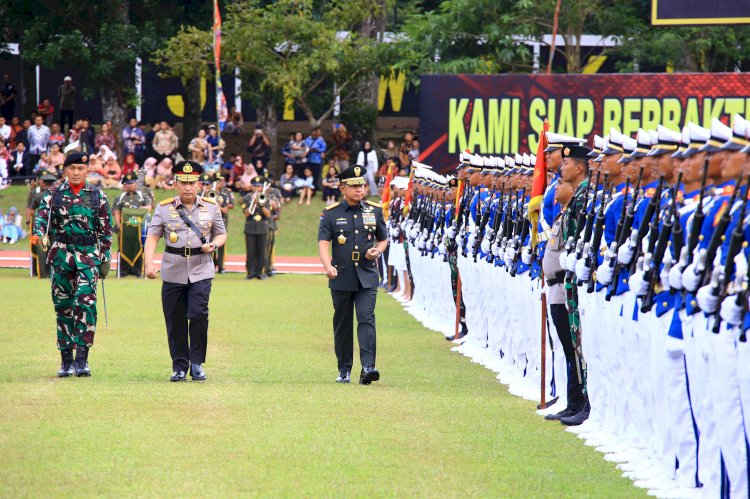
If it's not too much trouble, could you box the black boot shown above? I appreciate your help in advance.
[74,345,91,377]
[545,361,584,420]
[57,349,74,378]
[560,399,590,426]
[359,365,380,385]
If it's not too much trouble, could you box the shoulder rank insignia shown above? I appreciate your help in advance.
[202,197,217,204]
[365,200,380,208]
[159,197,175,206]
[325,202,341,210]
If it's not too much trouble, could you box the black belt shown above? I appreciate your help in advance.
[546,271,565,287]
[165,246,203,257]
[54,233,97,246]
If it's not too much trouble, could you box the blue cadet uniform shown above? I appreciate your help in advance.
[318,164,388,385]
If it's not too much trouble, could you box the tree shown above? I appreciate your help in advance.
[21,0,161,145]
[224,0,388,127]
[152,27,214,156]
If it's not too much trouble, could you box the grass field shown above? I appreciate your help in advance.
[0,185,325,257]
[0,269,640,497]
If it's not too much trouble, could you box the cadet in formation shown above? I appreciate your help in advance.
[112,171,152,277]
[144,161,226,382]
[32,151,113,377]
[317,165,388,385]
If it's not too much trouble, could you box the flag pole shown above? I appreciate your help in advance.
[546,0,562,75]
[452,179,465,340]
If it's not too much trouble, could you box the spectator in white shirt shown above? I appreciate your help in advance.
[27,115,50,165]
[0,116,10,142]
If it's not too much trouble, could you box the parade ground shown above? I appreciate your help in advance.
[0,268,639,496]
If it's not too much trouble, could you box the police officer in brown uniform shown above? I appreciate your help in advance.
[317,165,388,384]
[144,161,227,382]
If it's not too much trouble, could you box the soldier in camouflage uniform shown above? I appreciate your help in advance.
[212,171,234,273]
[32,151,113,378]
[113,171,152,277]
[28,169,58,278]
[263,173,282,277]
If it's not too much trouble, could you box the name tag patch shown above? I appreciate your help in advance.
[198,212,212,222]
[336,218,348,225]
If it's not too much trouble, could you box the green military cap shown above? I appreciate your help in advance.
[199,172,213,185]
[122,172,138,184]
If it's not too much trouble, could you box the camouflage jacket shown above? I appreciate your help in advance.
[34,180,113,268]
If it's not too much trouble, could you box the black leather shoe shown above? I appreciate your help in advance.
[359,365,380,385]
[561,402,590,426]
[57,349,74,378]
[170,371,187,382]
[246,274,255,280]
[190,363,206,381]
[258,274,267,280]
[544,407,577,421]
[266,271,274,277]
[74,346,91,377]
[336,370,351,383]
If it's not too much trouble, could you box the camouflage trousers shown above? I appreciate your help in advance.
[565,282,587,392]
[50,265,99,350]
[447,247,467,326]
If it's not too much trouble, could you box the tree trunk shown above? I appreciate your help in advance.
[101,88,128,157]
[182,76,202,157]
[256,100,278,175]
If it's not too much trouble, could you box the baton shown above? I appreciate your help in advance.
[101,277,109,329]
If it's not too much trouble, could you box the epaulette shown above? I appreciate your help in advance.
[202,197,217,204]
[325,202,340,210]
[365,200,380,208]
[159,197,175,206]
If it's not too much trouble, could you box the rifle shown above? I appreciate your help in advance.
[627,174,665,276]
[473,188,496,261]
[641,172,683,312]
[711,182,749,332]
[509,187,528,276]
[586,176,611,293]
[575,169,601,286]
[486,182,506,263]
[605,175,637,301]
[685,160,710,262]
[564,170,594,283]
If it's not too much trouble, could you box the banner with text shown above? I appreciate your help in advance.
[418,73,750,173]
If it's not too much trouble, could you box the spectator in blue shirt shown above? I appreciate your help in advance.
[305,126,326,190]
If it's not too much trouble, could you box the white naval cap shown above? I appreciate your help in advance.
[647,125,682,156]
[602,128,625,154]
[543,131,587,152]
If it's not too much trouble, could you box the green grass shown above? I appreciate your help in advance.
[0,185,326,257]
[0,269,640,497]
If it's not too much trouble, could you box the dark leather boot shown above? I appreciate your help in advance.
[58,349,75,378]
[74,345,91,377]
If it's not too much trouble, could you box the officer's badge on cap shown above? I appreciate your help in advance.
[250,176,264,186]
[39,169,58,182]
[562,144,593,161]
[63,151,89,167]
[199,172,213,185]
[338,164,367,185]
[648,125,682,156]
[173,160,203,181]
[122,172,138,184]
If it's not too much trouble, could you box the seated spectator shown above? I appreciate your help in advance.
[189,129,209,164]
[0,116,10,142]
[278,163,298,203]
[9,142,31,178]
[151,157,174,190]
[152,121,179,164]
[95,122,117,151]
[237,159,259,193]
[408,139,420,164]
[1,206,25,243]
[253,158,267,178]
[222,153,235,181]
[0,138,8,187]
[321,163,340,205]
[121,153,139,177]
[48,123,65,149]
[384,139,399,162]
[35,151,50,174]
[206,126,224,170]
[47,143,65,170]
[36,99,55,126]
[142,157,158,185]
[224,106,244,134]
[86,155,105,186]
[399,131,415,171]
[281,133,295,165]
[67,119,82,146]
[296,166,315,205]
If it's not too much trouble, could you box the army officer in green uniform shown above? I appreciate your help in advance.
[317,165,388,384]
[113,172,152,277]
[242,177,271,280]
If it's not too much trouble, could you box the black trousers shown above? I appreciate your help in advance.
[245,233,268,277]
[213,243,226,272]
[330,287,377,371]
[161,279,212,372]
[59,109,74,134]
[549,303,586,409]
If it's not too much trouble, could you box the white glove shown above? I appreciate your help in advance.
[720,295,744,326]
[696,284,719,314]
[682,262,702,293]
[597,263,614,285]
[668,264,684,290]
[659,265,671,292]
[417,237,426,250]
[392,227,400,238]
[491,243,500,258]
[629,270,649,297]
[467,232,476,250]
[504,245,516,265]
[469,225,478,237]
[617,243,634,266]
[427,238,435,251]
[575,258,591,282]
[565,252,577,273]
[446,226,456,239]
[559,251,569,271]
[480,238,491,254]
[521,247,532,265]
[410,226,419,240]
